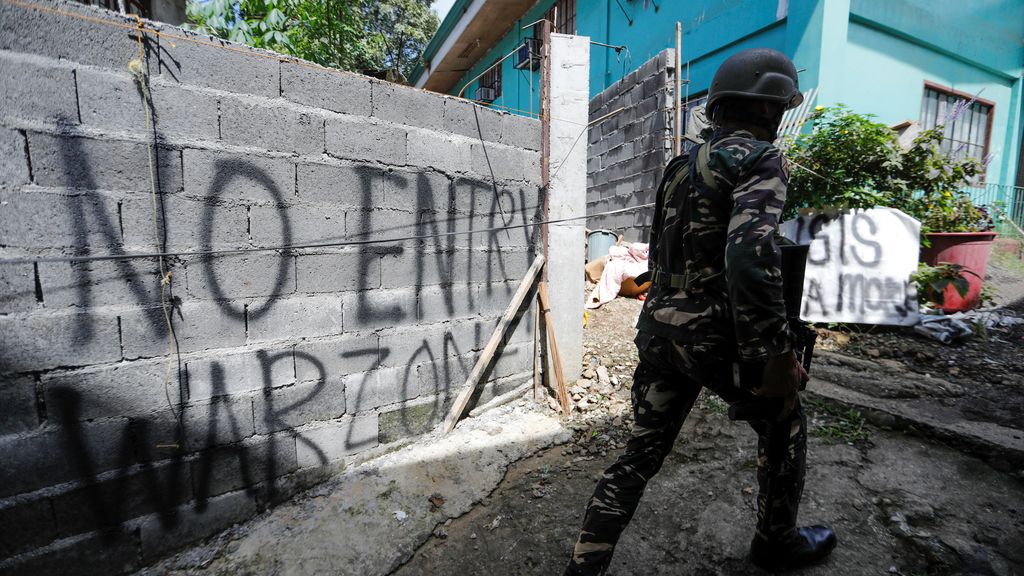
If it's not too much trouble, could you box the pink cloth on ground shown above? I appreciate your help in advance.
[586,243,649,309]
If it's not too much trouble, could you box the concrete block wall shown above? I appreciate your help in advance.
[0,1,542,573]
[586,49,676,243]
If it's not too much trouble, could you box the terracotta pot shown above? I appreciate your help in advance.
[920,232,997,312]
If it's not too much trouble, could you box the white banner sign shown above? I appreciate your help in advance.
[780,208,920,326]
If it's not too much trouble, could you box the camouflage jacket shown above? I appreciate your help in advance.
[636,127,793,362]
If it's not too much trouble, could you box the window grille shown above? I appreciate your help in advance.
[920,83,993,165]
[479,61,502,99]
[543,0,576,34]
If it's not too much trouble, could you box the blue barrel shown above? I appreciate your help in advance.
[587,229,618,262]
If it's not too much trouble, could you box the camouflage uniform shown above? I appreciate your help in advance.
[565,127,807,575]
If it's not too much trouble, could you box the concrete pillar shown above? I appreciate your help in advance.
[546,33,589,383]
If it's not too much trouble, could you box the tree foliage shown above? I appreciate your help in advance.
[185,0,439,81]
[783,105,987,233]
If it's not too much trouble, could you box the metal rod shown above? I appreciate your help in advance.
[590,40,626,52]
[674,21,681,157]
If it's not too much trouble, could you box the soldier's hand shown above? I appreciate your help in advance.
[754,350,808,420]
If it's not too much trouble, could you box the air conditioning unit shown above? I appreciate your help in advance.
[475,86,497,103]
[513,38,542,71]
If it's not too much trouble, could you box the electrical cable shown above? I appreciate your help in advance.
[129,19,185,444]
[0,203,656,266]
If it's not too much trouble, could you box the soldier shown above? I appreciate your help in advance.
[565,48,837,575]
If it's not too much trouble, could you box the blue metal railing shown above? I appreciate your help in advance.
[964,183,1024,238]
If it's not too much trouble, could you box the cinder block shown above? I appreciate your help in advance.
[378,320,482,370]
[186,348,295,401]
[442,98,503,142]
[0,127,29,189]
[0,525,139,576]
[254,380,346,434]
[36,257,160,310]
[0,0,141,71]
[470,143,541,183]
[75,68,220,141]
[415,352,474,398]
[0,52,78,124]
[0,417,128,498]
[0,262,36,313]
[52,459,192,538]
[0,497,56,558]
[380,248,455,289]
[344,207,419,241]
[139,488,257,561]
[293,333,380,384]
[500,113,542,151]
[407,130,472,176]
[184,149,294,201]
[281,62,372,116]
[249,203,346,249]
[120,194,249,251]
[120,299,246,358]
[27,132,182,193]
[138,393,256,456]
[296,162,380,206]
[154,25,278,98]
[344,367,416,412]
[490,340,533,379]
[296,414,378,467]
[220,97,324,155]
[371,81,445,131]
[342,287,417,331]
[416,284,477,323]
[0,375,38,436]
[246,294,343,343]
[185,252,295,301]
[325,117,407,165]
[0,309,120,374]
[377,324,446,370]
[296,250,376,293]
[377,396,449,443]
[462,247,532,285]
[380,168,450,212]
[189,434,297,498]
[476,279,523,317]
[42,358,185,420]
[0,187,124,250]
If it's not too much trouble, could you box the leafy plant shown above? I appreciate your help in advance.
[783,105,902,220]
[807,399,869,443]
[909,262,979,307]
[185,0,439,81]
[782,105,989,234]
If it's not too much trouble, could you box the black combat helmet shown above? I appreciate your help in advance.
[707,48,802,112]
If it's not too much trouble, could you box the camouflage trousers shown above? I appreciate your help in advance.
[565,332,807,576]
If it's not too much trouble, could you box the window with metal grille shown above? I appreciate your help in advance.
[544,0,576,34]
[920,82,993,165]
[480,61,502,98]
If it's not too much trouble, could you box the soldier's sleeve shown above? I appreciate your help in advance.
[724,146,792,362]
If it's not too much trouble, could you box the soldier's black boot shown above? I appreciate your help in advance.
[749,525,837,571]
[749,402,836,570]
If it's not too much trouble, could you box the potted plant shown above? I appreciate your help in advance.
[783,106,995,312]
[890,127,995,312]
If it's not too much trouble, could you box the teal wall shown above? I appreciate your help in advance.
[441,0,1024,187]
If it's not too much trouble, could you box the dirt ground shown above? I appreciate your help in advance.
[395,265,1024,576]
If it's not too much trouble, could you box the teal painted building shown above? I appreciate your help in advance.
[412,0,1024,190]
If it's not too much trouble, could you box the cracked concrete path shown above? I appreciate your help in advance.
[139,404,571,576]
[396,407,1024,576]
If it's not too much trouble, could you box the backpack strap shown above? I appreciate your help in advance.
[695,141,719,191]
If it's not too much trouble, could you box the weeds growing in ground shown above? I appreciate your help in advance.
[807,399,870,443]
[704,396,729,415]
